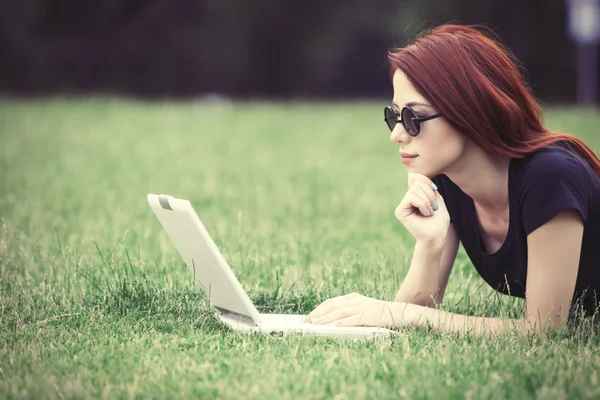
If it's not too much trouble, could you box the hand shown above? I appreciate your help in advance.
[307,292,405,329]
[395,172,450,244]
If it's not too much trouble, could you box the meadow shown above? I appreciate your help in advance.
[1,98,600,399]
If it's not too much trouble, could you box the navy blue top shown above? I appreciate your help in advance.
[432,143,600,314]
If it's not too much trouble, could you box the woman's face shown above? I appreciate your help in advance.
[390,69,469,178]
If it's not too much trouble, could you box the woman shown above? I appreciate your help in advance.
[307,24,600,336]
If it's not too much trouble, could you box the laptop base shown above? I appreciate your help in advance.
[218,312,394,338]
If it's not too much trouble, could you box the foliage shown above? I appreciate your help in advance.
[0,0,581,101]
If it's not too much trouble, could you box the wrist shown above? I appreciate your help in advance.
[415,236,446,251]
[387,301,416,330]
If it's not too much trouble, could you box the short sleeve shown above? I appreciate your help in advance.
[520,148,591,236]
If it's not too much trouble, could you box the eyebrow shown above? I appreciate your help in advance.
[392,101,432,110]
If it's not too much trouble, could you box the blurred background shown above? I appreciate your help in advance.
[0,0,598,104]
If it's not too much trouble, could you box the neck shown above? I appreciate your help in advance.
[443,148,511,212]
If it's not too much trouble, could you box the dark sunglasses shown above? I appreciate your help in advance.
[384,106,443,136]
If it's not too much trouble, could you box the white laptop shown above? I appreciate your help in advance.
[147,193,395,338]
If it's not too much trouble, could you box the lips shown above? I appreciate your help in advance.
[399,152,418,158]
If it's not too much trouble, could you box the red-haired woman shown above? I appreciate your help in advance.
[308,24,600,336]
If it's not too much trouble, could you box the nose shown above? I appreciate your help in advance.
[389,123,411,144]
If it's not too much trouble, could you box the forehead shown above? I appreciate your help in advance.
[392,69,427,105]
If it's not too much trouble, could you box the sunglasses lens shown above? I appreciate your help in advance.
[384,107,396,131]
[401,107,419,136]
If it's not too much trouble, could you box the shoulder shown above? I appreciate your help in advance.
[517,144,597,234]
[520,144,591,183]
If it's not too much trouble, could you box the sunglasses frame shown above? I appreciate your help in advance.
[384,106,443,137]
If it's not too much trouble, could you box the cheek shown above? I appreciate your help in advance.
[428,134,464,157]
[429,121,465,152]
[417,126,465,172]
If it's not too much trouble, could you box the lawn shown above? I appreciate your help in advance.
[1,98,600,399]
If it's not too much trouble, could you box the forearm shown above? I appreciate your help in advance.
[392,302,531,337]
[394,240,445,307]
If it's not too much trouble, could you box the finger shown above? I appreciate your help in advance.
[308,293,361,321]
[333,315,365,327]
[311,307,356,325]
[408,173,440,201]
[308,298,354,321]
[408,178,440,212]
[408,171,434,188]
[408,172,437,190]
[408,189,433,216]
[406,190,433,217]
[395,192,430,220]
[312,293,355,309]
[412,181,438,213]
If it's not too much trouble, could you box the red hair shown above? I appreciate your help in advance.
[387,24,600,179]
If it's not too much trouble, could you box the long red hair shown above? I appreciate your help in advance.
[387,24,600,179]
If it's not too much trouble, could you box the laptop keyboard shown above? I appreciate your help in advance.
[260,314,308,325]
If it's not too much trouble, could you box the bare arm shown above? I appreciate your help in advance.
[394,223,459,308]
[394,210,584,336]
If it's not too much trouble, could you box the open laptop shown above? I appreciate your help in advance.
[147,193,395,338]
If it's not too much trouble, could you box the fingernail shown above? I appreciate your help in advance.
[431,183,438,191]
[425,209,430,217]
[433,201,439,210]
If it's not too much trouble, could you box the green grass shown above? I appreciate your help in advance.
[1,98,600,399]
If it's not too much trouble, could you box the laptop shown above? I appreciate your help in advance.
[147,193,395,338]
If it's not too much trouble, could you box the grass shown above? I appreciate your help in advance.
[1,97,600,399]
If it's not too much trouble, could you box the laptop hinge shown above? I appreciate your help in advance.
[215,306,257,327]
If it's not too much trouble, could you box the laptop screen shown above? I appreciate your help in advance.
[148,194,263,326]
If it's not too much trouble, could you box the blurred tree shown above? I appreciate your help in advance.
[0,0,593,103]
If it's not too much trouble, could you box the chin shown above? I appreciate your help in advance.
[405,166,427,177]
[406,165,442,179]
